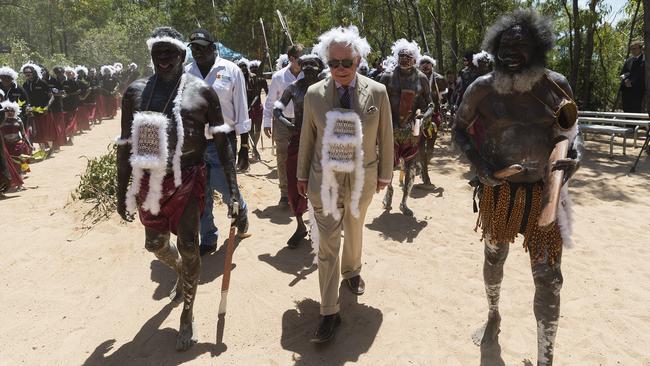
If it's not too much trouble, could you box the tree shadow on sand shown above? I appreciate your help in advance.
[258,242,317,287]
[366,210,428,243]
[83,303,226,366]
[280,288,383,366]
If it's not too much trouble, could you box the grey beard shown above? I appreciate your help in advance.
[491,67,547,95]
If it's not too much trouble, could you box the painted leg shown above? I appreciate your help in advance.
[145,229,182,302]
[175,197,201,351]
[481,241,509,344]
[382,184,393,211]
[399,160,416,216]
[419,139,431,185]
[532,260,563,366]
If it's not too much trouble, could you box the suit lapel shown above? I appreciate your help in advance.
[323,77,337,109]
[355,76,370,117]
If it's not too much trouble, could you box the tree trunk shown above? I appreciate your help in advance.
[626,0,642,59]
[571,0,581,92]
[580,0,599,109]
[434,0,443,72]
[386,0,397,41]
[411,0,429,54]
[450,0,458,70]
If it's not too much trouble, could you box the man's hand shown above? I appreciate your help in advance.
[376,180,389,193]
[477,165,503,187]
[228,199,240,219]
[553,158,580,184]
[297,180,308,198]
[264,127,272,138]
[116,199,134,222]
[237,145,250,171]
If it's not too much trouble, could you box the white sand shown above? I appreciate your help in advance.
[1,113,649,365]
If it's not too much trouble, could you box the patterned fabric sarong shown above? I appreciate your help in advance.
[31,113,56,143]
[393,124,420,166]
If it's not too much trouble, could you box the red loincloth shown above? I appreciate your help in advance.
[64,110,78,136]
[1,131,22,189]
[31,113,56,143]
[77,105,92,131]
[286,134,308,216]
[250,104,263,122]
[137,165,206,235]
[50,112,67,147]
[96,96,105,121]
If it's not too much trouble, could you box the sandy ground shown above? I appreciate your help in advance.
[0,113,649,366]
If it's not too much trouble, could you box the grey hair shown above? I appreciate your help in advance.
[313,25,371,63]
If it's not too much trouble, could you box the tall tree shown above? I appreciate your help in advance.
[581,0,601,108]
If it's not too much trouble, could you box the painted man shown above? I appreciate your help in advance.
[453,10,582,365]
[417,55,447,186]
[116,27,239,351]
[245,59,268,165]
[264,44,305,207]
[273,54,324,248]
[380,39,433,216]
[185,28,252,256]
[298,26,393,343]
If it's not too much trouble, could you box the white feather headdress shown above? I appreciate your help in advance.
[472,50,494,67]
[20,62,43,79]
[0,66,18,81]
[391,38,421,61]
[1,100,21,114]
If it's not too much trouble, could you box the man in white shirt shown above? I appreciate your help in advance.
[262,44,304,207]
[185,29,251,255]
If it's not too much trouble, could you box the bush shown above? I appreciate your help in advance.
[72,145,117,223]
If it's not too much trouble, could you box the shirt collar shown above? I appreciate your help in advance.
[335,76,357,89]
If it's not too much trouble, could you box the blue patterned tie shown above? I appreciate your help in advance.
[340,86,351,109]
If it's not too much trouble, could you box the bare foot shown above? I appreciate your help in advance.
[176,320,197,351]
[399,202,413,216]
[382,188,393,210]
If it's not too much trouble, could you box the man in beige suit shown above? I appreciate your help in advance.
[297,26,394,343]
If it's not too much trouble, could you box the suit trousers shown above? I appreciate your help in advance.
[273,119,291,198]
[310,172,374,315]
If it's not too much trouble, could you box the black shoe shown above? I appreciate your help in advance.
[310,314,341,344]
[278,197,289,208]
[199,244,216,257]
[346,275,365,295]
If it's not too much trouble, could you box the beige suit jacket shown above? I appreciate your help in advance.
[297,74,394,200]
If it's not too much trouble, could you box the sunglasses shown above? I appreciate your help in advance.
[327,59,354,69]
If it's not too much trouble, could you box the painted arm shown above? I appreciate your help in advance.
[453,80,501,186]
[206,87,240,217]
[272,85,296,129]
[115,83,138,221]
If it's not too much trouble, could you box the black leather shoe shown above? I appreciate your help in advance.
[199,245,216,257]
[310,314,341,344]
[278,196,289,208]
[346,275,365,295]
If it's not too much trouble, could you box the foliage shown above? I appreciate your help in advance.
[72,145,118,224]
[0,0,640,110]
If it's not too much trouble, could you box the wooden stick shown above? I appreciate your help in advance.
[539,138,570,229]
[218,203,239,315]
[493,164,523,179]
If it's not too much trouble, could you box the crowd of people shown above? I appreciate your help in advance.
[0,61,140,192]
[2,8,625,365]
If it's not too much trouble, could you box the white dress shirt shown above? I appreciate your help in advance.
[186,57,250,135]
[263,65,304,128]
